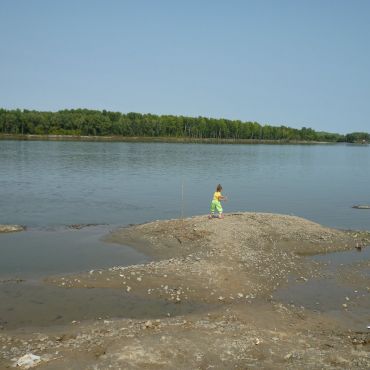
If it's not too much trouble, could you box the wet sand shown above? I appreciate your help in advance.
[1,212,370,369]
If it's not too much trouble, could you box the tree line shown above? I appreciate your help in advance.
[0,108,368,143]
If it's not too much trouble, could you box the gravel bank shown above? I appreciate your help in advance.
[1,212,369,369]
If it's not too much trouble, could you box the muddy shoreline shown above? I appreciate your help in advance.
[1,212,370,369]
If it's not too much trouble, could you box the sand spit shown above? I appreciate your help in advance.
[1,212,370,369]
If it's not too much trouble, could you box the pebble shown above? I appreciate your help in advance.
[284,353,293,360]
[15,353,41,368]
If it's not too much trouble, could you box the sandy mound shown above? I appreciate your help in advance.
[2,213,370,369]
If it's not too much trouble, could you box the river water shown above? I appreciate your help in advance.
[0,140,369,329]
[1,140,369,229]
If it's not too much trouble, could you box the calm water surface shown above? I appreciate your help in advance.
[1,140,369,229]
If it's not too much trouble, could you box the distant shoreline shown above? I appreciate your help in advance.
[0,133,334,145]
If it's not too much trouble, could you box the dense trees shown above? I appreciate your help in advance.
[0,108,366,143]
[345,132,370,143]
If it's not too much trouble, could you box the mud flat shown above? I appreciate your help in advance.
[1,213,370,369]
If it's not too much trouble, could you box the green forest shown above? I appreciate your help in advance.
[0,108,368,143]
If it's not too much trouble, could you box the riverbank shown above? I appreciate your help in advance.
[1,213,370,369]
[0,133,335,145]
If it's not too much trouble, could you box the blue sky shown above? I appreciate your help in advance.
[1,0,369,134]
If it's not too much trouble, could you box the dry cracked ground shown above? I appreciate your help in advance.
[1,212,370,369]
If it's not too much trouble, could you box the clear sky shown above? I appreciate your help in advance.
[1,0,369,134]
